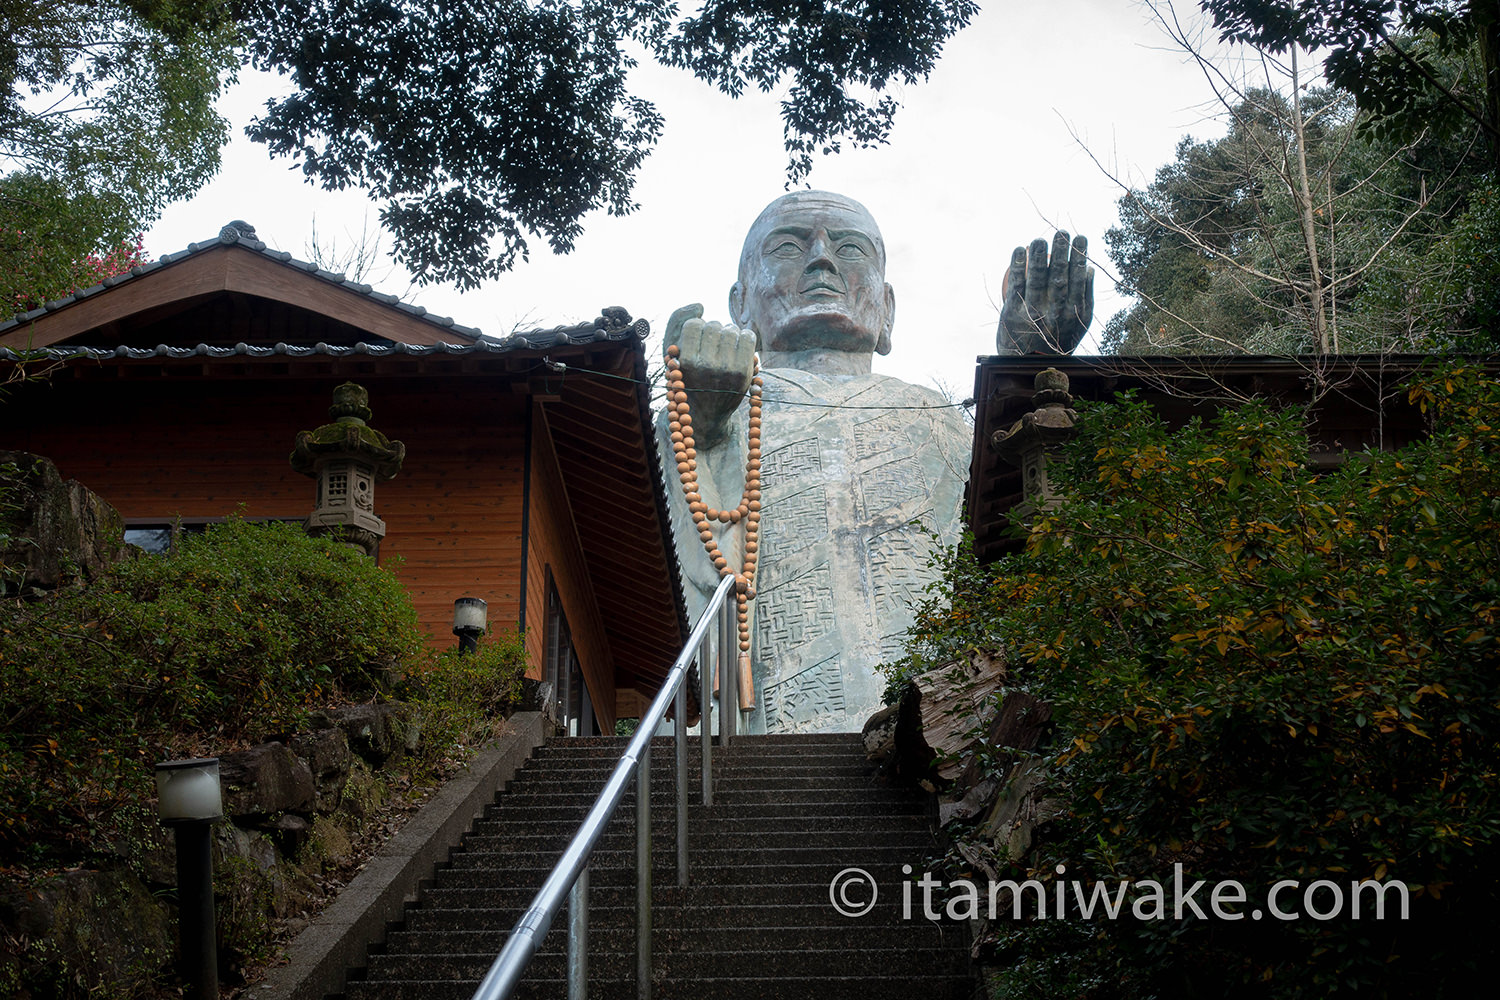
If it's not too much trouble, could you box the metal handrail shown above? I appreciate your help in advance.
[471,572,742,1000]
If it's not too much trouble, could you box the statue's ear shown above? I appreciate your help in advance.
[728,282,746,325]
[876,283,895,356]
[729,282,763,349]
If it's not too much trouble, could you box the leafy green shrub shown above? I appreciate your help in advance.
[893,366,1500,997]
[400,633,527,751]
[0,518,426,864]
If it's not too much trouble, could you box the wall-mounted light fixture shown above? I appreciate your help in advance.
[155,758,221,1000]
[453,596,488,654]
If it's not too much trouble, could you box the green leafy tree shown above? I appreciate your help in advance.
[4,1,976,293]
[894,367,1500,997]
[1200,0,1500,167]
[0,1,238,314]
[1101,3,1493,354]
[236,0,977,287]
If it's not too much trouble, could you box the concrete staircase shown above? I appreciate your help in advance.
[340,733,975,999]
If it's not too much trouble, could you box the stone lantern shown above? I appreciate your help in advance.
[290,383,405,557]
[992,367,1077,524]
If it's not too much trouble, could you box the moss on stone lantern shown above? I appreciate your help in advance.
[290,383,406,557]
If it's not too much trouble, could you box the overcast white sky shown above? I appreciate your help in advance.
[145,0,1237,399]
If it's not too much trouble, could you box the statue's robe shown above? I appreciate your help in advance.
[660,370,971,733]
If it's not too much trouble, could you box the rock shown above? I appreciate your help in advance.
[219,823,280,873]
[317,702,410,765]
[521,679,560,733]
[911,648,1008,783]
[305,815,353,870]
[861,703,900,763]
[879,648,1009,788]
[291,727,352,813]
[0,450,127,591]
[0,869,172,997]
[261,813,312,856]
[338,758,387,822]
[219,743,315,819]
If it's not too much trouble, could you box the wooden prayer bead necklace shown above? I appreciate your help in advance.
[664,345,762,690]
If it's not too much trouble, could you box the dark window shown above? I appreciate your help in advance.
[122,518,303,555]
[544,572,595,737]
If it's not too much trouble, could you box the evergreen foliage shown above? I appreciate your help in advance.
[1103,76,1496,355]
[0,0,237,312]
[891,366,1500,996]
[237,0,977,287]
[1200,0,1500,168]
[0,518,523,867]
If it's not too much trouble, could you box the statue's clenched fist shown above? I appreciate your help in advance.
[997,231,1094,355]
[665,304,757,445]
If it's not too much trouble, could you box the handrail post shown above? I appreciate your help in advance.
[720,594,737,744]
[674,681,688,887]
[566,865,588,1000]
[469,574,736,1000]
[636,744,652,1000]
[700,643,713,806]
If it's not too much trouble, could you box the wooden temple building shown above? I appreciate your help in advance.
[0,222,688,735]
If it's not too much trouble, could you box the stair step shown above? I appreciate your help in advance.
[404,899,963,930]
[459,830,932,854]
[517,759,875,780]
[334,733,972,1000]
[493,788,922,810]
[434,864,930,897]
[469,812,926,841]
[545,734,862,748]
[448,844,925,873]
[417,878,950,912]
[510,775,892,796]
[363,943,962,982]
[485,797,927,822]
[345,974,976,1000]
[383,921,961,956]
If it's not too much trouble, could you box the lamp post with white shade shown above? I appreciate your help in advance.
[155,757,221,1000]
[453,596,488,654]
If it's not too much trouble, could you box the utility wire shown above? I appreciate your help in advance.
[539,356,976,411]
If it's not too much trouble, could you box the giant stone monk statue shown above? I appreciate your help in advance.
[661,190,1091,733]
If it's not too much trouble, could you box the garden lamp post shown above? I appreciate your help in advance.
[453,596,488,654]
[155,757,221,1000]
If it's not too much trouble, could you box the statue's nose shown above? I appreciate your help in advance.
[805,234,836,271]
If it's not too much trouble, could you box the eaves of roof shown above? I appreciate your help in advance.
[0,316,649,364]
[0,220,482,340]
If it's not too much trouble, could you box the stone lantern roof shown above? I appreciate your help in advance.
[290,383,405,480]
[291,383,406,556]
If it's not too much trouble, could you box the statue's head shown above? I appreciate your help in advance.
[729,191,895,367]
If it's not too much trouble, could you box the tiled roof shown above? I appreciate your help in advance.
[0,314,649,363]
[0,220,490,339]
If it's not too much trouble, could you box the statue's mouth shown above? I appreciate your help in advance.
[801,280,844,297]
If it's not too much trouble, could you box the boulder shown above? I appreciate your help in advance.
[313,702,410,765]
[0,450,126,590]
[0,869,172,997]
[291,727,352,813]
[219,743,315,819]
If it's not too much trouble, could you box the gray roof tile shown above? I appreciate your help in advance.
[1,222,486,340]
[0,313,649,364]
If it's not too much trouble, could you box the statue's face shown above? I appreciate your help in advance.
[731,192,894,358]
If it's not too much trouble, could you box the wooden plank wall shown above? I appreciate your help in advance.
[523,402,616,731]
[1,371,528,652]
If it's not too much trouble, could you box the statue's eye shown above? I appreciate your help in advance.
[836,243,868,260]
[770,240,803,259]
